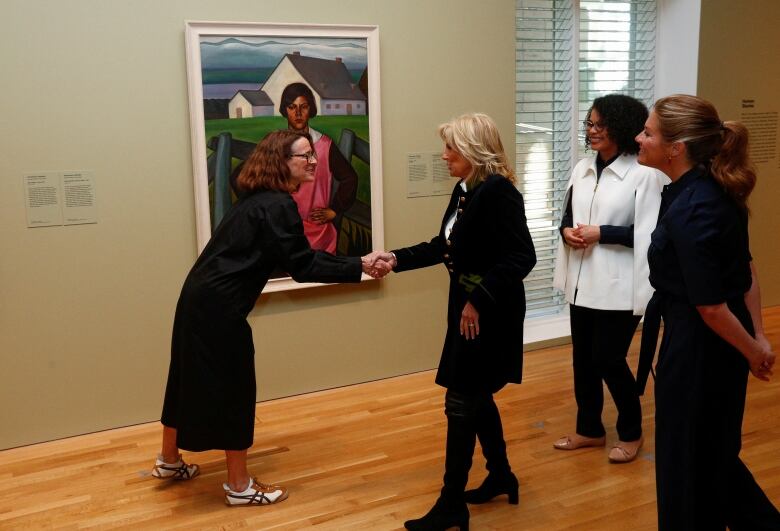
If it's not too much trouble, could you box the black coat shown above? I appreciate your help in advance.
[392,174,536,394]
[162,189,362,451]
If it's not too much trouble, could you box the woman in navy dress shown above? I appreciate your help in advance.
[151,130,386,506]
[370,113,537,530]
[635,94,779,529]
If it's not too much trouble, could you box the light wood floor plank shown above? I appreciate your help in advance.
[1,307,779,529]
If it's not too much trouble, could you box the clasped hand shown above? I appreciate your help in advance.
[563,223,600,249]
[361,250,397,279]
[749,334,776,382]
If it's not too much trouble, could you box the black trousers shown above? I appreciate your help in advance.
[441,390,511,502]
[570,305,642,441]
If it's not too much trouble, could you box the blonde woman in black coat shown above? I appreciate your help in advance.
[369,113,536,530]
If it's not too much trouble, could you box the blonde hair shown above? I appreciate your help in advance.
[438,113,516,185]
[654,94,755,207]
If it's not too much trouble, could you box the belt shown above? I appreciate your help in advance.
[636,291,662,395]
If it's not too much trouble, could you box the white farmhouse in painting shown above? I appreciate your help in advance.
[228,89,274,119]
[263,52,367,116]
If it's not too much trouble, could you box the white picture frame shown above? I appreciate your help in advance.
[184,21,384,292]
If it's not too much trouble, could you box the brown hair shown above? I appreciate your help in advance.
[653,94,755,206]
[236,130,312,193]
[438,113,516,186]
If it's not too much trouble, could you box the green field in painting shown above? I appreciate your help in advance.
[204,115,372,202]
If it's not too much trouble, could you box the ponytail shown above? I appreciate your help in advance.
[654,94,756,207]
[711,121,755,207]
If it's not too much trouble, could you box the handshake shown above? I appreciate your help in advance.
[360,250,398,279]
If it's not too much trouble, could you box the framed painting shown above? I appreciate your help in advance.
[184,21,383,292]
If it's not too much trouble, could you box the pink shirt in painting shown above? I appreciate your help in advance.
[292,129,337,253]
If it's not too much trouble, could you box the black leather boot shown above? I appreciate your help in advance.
[464,471,519,505]
[405,391,476,530]
[465,396,519,504]
[404,496,470,530]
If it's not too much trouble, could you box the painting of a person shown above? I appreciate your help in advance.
[281,82,358,254]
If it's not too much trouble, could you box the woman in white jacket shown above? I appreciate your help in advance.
[552,94,666,462]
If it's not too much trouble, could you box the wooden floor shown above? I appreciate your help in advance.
[2,309,780,530]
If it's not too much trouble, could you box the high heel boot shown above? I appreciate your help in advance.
[465,395,519,504]
[404,496,470,531]
[464,471,519,505]
[405,391,476,531]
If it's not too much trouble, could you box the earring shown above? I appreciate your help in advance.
[667,154,672,164]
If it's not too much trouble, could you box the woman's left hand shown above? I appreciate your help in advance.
[460,302,480,340]
[747,338,775,381]
[573,223,600,245]
[310,207,336,224]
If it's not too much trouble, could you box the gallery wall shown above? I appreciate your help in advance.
[0,0,516,449]
[3,0,777,451]
[698,0,780,304]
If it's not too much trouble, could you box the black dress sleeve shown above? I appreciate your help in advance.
[668,194,727,306]
[265,196,362,283]
[469,180,537,313]
[600,224,634,247]
[559,192,573,237]
[391,186,459,272]
[391,236,447,272]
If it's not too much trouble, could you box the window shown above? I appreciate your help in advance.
[515,0,656,318]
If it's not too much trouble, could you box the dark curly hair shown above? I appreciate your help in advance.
[584,94,648,155]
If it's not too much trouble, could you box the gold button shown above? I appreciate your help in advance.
[443,253,450,259]
[457,208,463,214]
[446,239,452,246]
[448,268,454,273]
[459,197,465,203]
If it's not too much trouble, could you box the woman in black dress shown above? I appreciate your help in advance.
[370,113,536,530]
[151,130,386,506]
[635,94,779,529]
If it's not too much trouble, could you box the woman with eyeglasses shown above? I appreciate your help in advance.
[152,130,387,506]
[552,94,666,462]
[281,82,358,254]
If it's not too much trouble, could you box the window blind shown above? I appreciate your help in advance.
[516,0,656,318]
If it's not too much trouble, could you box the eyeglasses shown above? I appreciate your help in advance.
[583,120,606,132]
[289,151,317,162]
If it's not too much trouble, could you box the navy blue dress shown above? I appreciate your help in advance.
[646,166,779,529]
[161,189,362,451]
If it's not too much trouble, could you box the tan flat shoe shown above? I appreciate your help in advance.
[608,436,644,463]
[553,434,606,451]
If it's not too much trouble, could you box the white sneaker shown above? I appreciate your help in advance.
[151,454,200,480]
[223,478,289,506]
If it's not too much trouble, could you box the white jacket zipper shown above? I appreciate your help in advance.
[572,180,599,304]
